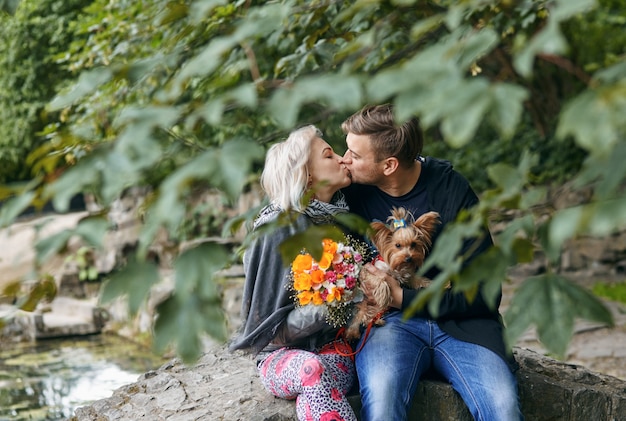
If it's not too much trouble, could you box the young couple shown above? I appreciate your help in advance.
[229,104,524,421]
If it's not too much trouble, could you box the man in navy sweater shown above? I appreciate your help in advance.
[340,104,523,421]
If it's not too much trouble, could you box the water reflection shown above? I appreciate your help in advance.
[0,334,166,420]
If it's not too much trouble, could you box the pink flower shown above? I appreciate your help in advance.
[320,411,344,421]
[331,388,342,401]
[325,271,337,283]
[300,358,323,387]
[275,351,296,376]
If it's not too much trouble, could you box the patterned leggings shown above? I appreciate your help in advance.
[258,345,357,421]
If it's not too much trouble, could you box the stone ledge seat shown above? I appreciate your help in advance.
[71,346,626,421]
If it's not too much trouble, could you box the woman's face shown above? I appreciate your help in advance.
[307,136,351,202]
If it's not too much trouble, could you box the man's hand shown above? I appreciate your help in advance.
[362,262,403,309]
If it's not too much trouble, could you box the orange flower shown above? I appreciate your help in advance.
[292,254,313,272]
[310,269,325,285]
[322,238,338,255]
[312,290,324,305]
[293,272,312,291]
[318,251,334,270]
[297,290,315,305]
[326,287,343,303]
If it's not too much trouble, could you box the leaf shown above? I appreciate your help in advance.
[0,0,19,15]
[46,154,103,212]
[549,197,626,252]
[455,246,510,310]
[270,74,363,128]
[551,0,597,21]
[440,87,491,147]
[489,83,528,139]
[100,260,160,316]
[334,212,373,237]
[15,276,57,312]
[0,191,35,229]
[504,273,613,358]
[514,20,567,78]
[455,28,499,71]
[34,229,73,266]
[74,215,109,249]
[573,142,626,200]
[209,138,265,200]
[557,86,623,155]
[153,243,230,363]
[279,224,345,265]
[189,0,229,24]
[48,67,113,111]
[174,242,230,298]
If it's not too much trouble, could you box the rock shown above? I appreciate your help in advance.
[70,345,626,421]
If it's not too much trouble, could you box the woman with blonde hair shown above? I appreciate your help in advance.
[229,125,357,421]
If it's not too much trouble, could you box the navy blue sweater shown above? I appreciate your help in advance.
[343,156,516,371]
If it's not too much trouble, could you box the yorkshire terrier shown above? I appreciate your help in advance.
[344,207,440,340]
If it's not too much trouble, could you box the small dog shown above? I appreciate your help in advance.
[344,207,440,340]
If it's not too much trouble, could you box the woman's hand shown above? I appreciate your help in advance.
[362,262,403,309]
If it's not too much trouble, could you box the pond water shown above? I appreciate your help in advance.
[0,334,167,420]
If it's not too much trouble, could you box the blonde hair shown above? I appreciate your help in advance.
[260,125,323,212]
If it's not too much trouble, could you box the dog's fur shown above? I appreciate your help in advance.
[344,207,440,340]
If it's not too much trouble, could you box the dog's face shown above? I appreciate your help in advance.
[370,209,440,274]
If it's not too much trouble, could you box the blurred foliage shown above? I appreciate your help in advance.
[0,0,625,362]
[0,0,93,184]
[593,280,626,305]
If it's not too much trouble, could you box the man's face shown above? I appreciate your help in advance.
[342,133,384,185]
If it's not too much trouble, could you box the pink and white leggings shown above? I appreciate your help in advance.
[258,346,357,421]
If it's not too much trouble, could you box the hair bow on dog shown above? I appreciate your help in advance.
[392,218,406,230]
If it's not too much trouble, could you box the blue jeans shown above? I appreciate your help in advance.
[355,312,523,421]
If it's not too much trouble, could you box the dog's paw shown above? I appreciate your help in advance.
[344,325,360,340]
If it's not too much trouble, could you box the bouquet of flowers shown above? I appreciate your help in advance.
[289,235,370,327]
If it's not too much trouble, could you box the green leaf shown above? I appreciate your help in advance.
[0,0,19,15]
[270,74,363,128]
[557,86,623,155]
[46,154,102,212]
[100,260,160,316]
[0,191,35,229]
[489,83,528,139]
[514,20,567,78]
[209,138,265,200]
[495,214,535,254]
[504,273,613,358]
[74,215,109,249]
[174,242,230,298]
[153,243,230,363]
[34,229,73,266]
[440,85,491,147]
[334,212,373,237]
[279,224,345,265]
[455,28,499,71]
[572,142,626,200]
[48,67,113,110]
[549,197,626,251]
[551,0,597,21]
[454,246,509,310]
[189,0,229,24]
[15,276,57,312]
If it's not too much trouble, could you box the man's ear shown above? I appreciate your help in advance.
[382,156,399,176]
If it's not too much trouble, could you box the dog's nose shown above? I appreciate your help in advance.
[404,256,413,263]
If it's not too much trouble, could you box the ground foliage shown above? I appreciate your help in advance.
[0,0,625,363]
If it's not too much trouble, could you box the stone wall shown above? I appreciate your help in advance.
[71,345,626,421]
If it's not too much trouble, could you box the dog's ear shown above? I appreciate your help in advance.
[414,211,440,246]
[370,221,392,252]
